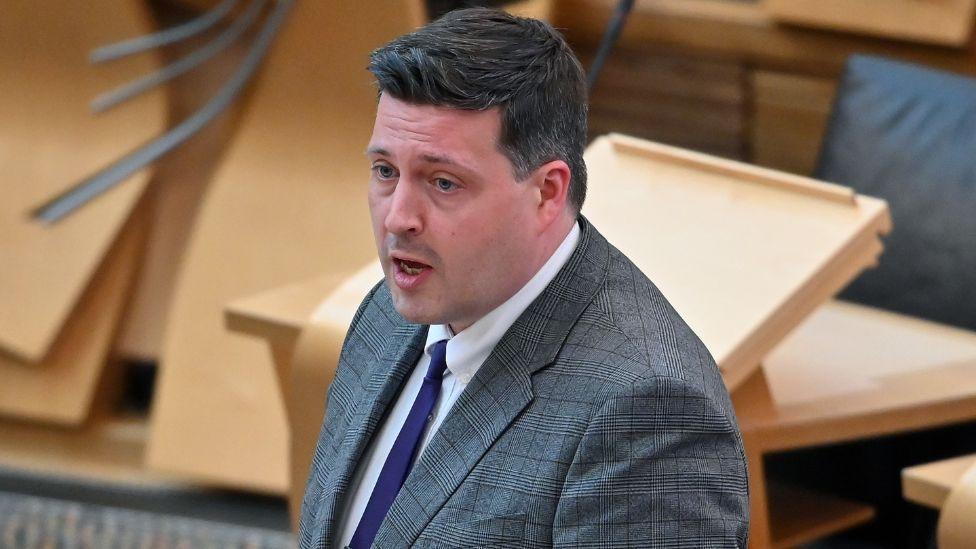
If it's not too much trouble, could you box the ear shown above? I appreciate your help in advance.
[531,159,572,228]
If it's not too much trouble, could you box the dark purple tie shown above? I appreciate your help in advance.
[349,339,449,549]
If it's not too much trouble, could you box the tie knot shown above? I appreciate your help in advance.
[426,339,449,381]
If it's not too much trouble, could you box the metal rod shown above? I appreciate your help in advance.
[92,0,265,113]
[33,0,294,224]
[586,0,635,92]
[90,0,239,63]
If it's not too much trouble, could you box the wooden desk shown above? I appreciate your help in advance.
[903,454,976,549]
[736,302,976,547]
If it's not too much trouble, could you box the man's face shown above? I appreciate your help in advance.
[366,94,544,332]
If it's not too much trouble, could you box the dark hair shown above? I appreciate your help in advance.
[368,7,588,212]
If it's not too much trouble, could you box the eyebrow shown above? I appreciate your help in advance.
[365,147,469,170]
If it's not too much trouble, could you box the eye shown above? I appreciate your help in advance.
[372,163,397,180]
[433,177,459,192]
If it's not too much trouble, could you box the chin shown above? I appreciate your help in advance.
[388,291,436,325]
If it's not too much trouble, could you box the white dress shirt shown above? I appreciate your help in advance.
[335,222,581,547]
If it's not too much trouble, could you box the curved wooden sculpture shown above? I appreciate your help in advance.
[0,1,165,424]
[0,0,166,362]
[148,1,425,493]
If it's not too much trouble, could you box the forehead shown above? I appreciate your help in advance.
[368,94,502,156]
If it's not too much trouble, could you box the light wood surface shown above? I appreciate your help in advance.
[751,71,836,175]
[903,454,976,509]
[555,0,976,78]
[0,205,148,425]
[735,301,976,452]
[582,134,890,390]
[147,1,425,494]
[938,457,976,549]
[0,0,166,362]
[765,0,976,47]
[0,414,181,489]
[735,303,976,548]
[225,272,355,351]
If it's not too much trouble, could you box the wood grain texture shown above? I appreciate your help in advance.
[147,1,425,493]
[751,71,836,175]
[555,0,976,77]
[583,48,747,159]
[765,0,976,47]
[0,0,166,362]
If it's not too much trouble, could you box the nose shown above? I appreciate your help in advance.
[384,178,424,236]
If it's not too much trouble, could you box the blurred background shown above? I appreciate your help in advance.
[2,0,975,547]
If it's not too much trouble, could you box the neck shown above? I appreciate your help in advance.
[449,213,577,335]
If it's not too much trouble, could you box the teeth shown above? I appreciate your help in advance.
[399,260,423,275]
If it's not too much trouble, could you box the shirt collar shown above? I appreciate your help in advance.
[424,221,581,383]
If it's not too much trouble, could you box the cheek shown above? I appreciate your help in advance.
[367,192,386,227]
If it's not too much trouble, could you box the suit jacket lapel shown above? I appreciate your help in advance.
[319,321,427,544]
[373,217,611,547]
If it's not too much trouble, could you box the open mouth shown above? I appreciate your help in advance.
[394,257,430,275]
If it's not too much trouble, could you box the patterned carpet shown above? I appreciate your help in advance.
[0,492,296,548]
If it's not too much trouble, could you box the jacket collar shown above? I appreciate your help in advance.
[371,216,611,547]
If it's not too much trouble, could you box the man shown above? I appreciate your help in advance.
[299,8,748,548]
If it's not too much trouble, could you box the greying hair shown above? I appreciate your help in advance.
[368,7,589,212]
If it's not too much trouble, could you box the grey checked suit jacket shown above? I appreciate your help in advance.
[299,218,749,548]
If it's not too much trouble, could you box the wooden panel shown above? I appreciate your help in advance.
[903,454,976,509]
[0,206,147,425]
[736,301,976,452]
[555,0,976,77]
[584,48,747,159]
[147,2,426,493]
[0,1,166,362]
[765,0,976,47]
[751,71,835,175]
[583,134,890,390]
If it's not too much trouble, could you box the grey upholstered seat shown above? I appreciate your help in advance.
[816,55,976,331]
